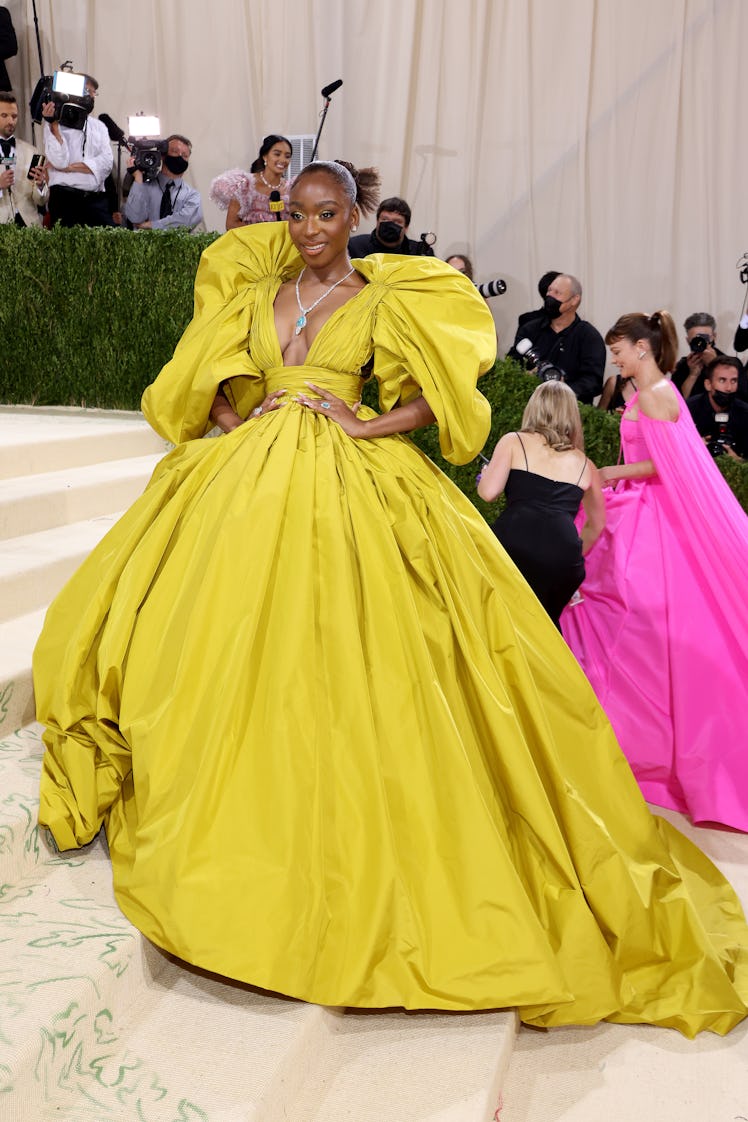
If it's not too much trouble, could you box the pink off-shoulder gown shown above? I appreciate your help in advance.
[562,390,748,831]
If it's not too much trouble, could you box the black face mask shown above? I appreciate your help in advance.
[377,220,404,245]
[711,389,736,409]
[543,295,563,319]
[163,154,189,175]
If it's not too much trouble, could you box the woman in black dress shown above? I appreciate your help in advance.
[478,381,605,627]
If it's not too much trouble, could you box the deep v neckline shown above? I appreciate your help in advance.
[270,270,369,367]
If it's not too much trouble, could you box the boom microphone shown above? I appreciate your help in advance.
[99,112,128,145]
[269,190,284,220]
[321,79,343,98]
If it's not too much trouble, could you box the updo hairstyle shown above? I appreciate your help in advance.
[604,311,678,374]
[292,159,381,217]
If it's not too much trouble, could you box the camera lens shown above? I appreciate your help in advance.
[689,335,709,354]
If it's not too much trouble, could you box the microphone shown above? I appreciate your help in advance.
[99,113,128,145]
[269,190,284,220]
[321,79,343,98]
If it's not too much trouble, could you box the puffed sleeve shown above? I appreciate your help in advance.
[209,168,251,210]
[355,255,496,464]
[141,223,302,443]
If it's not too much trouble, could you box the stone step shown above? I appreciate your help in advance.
[0,405,167,480]
[0,513,121,623]
[0,453,162,541]
[0,608,45,739]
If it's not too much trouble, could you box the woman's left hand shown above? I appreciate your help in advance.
[599,466,618,487]
[297,383,366,437]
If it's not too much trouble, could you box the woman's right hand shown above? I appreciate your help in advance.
[249,389,287,420]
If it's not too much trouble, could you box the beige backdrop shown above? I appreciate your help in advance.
[4,0,748,365]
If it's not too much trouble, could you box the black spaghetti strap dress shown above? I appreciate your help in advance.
[491,434,586,628]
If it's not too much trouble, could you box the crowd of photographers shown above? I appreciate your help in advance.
[0,62,203,233]
[1,48,747,462]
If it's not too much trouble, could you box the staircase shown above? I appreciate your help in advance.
[0,405,516,1122]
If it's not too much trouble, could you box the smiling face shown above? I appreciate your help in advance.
[288,171,359,271]
[264,141,291,179]
[608,336,643,379]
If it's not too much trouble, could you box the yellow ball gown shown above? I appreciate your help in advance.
[35,224,748,1036]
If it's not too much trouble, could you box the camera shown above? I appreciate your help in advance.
[708,412,731,458]
[537,362,564,383]
[475,278,507,299]
[129,138,169,180]
[515,339,564,382]
[29,64,93,130]
[515,338,541,367]
[126,115,167,181]
[689,334,711,354]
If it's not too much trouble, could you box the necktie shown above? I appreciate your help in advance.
[159,181,173,218]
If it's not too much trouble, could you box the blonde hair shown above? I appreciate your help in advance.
[520,381,584,451]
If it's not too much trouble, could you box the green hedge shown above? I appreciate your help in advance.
[2,225,747,512]
[402,360,748,516]
[0,225,217,408]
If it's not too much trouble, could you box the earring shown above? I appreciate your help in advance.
[638,350,646,359]
[351,225,358,232]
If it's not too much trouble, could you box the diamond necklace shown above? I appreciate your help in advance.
[294,265,354,335]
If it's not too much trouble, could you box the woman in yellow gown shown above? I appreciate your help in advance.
[35,161,748,1036]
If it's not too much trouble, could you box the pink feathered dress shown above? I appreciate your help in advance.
[562,390,748,831]
[209,169,290,224]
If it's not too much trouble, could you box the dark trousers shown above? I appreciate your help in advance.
[49,184,114,228]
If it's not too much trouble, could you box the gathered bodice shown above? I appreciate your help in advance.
[620,406,650,462]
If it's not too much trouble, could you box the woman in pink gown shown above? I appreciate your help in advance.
[562,311,748,831]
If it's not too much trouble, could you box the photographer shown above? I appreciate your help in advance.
[123,134,202,231]
[508,273,606,404]
[0,92,47,225]
[671,312,748,400]
[686,356,748,461]
[42,75,113,227]
[348,196,434,258]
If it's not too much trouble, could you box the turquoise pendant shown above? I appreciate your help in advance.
[295,314,306,336]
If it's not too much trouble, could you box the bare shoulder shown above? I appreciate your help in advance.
[490,430,521,460]
[638,379,679,422]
